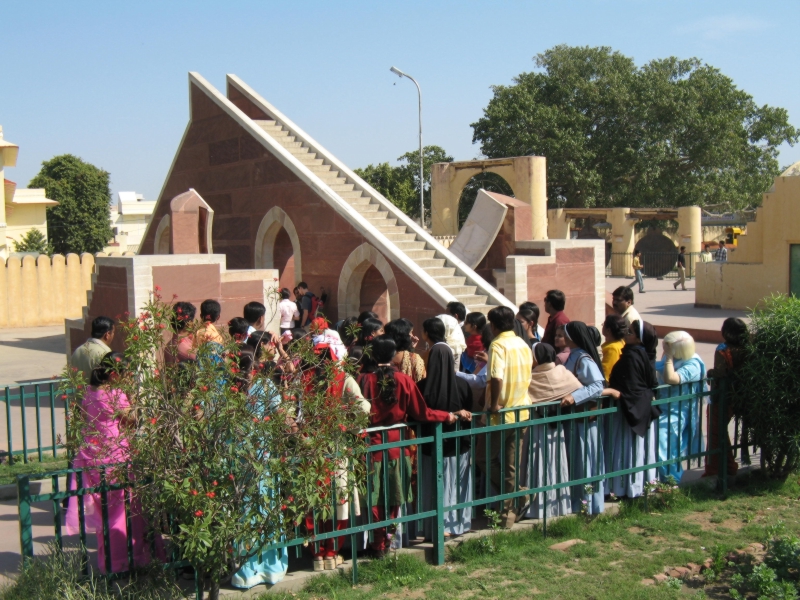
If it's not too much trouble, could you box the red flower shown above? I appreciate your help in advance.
[338,424,346,432]
[194,510,203,517]
[212,480,218,486]
[228,474,235,481]
[253,417,258,423]
[231,386,239,393]
[154,285,161,291]
[288,496,293,502]
[193,404,200,411]
[281,504,287,511]
[206,492,215,498]
[190,490,198,496]
[263,416,271,422]
[150,418,157,425]
[201,386,208,392]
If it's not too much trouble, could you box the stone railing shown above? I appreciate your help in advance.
[0,252,132,329]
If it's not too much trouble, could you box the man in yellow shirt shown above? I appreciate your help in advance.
[476,306,533,528]
[626,249,645,293]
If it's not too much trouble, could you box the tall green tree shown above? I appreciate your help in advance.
[471,45,799,209]
[355,145,453,220]
[29,155,113,254]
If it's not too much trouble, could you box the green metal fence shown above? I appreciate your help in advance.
[17,378,751,597]
[0,379,68,463]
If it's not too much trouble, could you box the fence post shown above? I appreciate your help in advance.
[720,378,728,495]
[18,475,33,562]
[433,422,445,565]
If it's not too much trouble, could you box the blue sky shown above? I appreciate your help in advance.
[2,1,798,202]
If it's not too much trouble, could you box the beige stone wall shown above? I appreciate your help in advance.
[0,253,96,327]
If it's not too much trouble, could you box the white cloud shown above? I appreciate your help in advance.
[676,15,770,40]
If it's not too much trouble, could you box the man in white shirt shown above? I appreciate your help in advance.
[611,286,642,326]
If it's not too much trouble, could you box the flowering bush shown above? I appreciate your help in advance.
[63,288,368,599]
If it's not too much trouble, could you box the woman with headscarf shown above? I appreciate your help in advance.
[558,321,606,515]
[417,320,473,538]
[603,320,660,498]
[655,330,706,483]
[357,336,468,557]
[519,343,581,518]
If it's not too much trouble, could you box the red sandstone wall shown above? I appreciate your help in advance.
[526,248,596,325]
[139,82,453,328]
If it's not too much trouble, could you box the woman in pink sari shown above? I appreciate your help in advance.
[67,352,164,573]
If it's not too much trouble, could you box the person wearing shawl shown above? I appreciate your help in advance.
[520,343,581,519]
[417,325,474,538]
[559,321,606,515]
[436,313,467,372]
[603,320,660,498]
[655,331,706,482]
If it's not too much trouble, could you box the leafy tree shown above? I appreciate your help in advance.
[12,229,53,254]
[29,154,113,254]
[355,145,453,220]
[471,45,799,210]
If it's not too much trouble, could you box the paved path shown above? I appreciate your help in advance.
[0,326,66,385]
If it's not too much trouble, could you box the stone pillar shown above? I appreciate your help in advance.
[431,163,456,236]
[170,189,215,254]
[547,208,571,239]
[513,156,548,240]
[608,208,638,277]
[676,206,702,254]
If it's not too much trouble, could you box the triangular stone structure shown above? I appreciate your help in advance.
[140,73,514,325]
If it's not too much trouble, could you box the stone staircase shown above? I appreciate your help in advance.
[253,119,498,313]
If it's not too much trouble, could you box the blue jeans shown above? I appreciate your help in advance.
[628,270,644,292]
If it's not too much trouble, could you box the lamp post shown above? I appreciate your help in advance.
[390,66,424,228]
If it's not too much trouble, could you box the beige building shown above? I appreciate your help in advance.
[696,162,800,309]
[0,126,58,258]
[107,191,157,254]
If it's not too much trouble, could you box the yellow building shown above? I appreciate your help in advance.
[695,162,800,309]
[0,126,58,257]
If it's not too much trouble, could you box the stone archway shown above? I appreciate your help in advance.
[254,207,302,287]
[338,243,399,321]
[431,156,548,239]
[154,215,171,254]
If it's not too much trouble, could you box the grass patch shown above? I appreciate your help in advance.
[0,455,68,485]
[262,469,800,599]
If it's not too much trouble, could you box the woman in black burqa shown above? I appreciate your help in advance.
[417,317,473,538]
[604,319,661,498]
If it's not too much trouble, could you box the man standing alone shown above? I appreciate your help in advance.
[627,249,645,293]
[674,246,687,291]
[541,290,569,347]
[70,316,115,381]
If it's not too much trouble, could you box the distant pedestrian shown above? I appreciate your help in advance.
[70,316,116,382]
[627,249,645,293]
[715,241,728,262]
[700,243,713,262]
[674,246,687,290]
[278,288,299,335]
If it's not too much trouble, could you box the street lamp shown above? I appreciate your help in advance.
[389,66,424,228]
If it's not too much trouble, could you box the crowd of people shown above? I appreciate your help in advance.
[67,284,746,589]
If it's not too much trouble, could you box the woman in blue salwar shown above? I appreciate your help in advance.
[558,322,606,515]
[230,358,290,589]
[655,331,706,483]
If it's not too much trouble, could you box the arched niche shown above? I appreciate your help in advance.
[154,215,171,255]
[338,243,399,322]
[254,207,302,288]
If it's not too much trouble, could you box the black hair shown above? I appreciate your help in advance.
[247,330,274,353]
[612,286,634,303]
[384,318,414,352]
[422,317,446,344]
[517,308,537,326]
[371,335,398,406]
[290,328,307,342]
[337,316,359,347]
[200,299,221,323]
[465,312,486,332]
[602,314,628,341]
[446,301,466,322]
[520,302,540,323]
[90,352,124,387]
[280,288,291,300]
[228,317,250,339]
[357,318,383,345]
[297,281,309,290]
[172,302,196,332]
[357,311,379,325]
[680,246,686,252]
[91,316,115,339]
[487,306,516,333]
[721,317,748,347]
[480,322,494,351]
[633,248,642,255]
[544,290,566,312]
[243,301,266,325]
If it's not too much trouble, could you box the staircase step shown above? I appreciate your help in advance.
[404,249,436,260]
[425,267,457,277]
[443,285,477,296]
[384,232,417,242]
[307,164,334,174]
[455,294,489,306]
[339,190,366,200]
[295,154,323,166]
[434,276,467,286]
[465,304,495,314]
[328,183,355,192]
[414,258,446,269]
[364,211,390,221]
[353,201,381,212]
[254,119,278,129]
[393,240,427,251]
[279,140,305,149]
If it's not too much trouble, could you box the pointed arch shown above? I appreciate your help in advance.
[154,215,171,255]
[254,207,302,284]
[338,243,399,321]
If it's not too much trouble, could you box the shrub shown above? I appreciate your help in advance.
[63,288,368,599]
[735,295,800,477]
[12,229,53,254]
